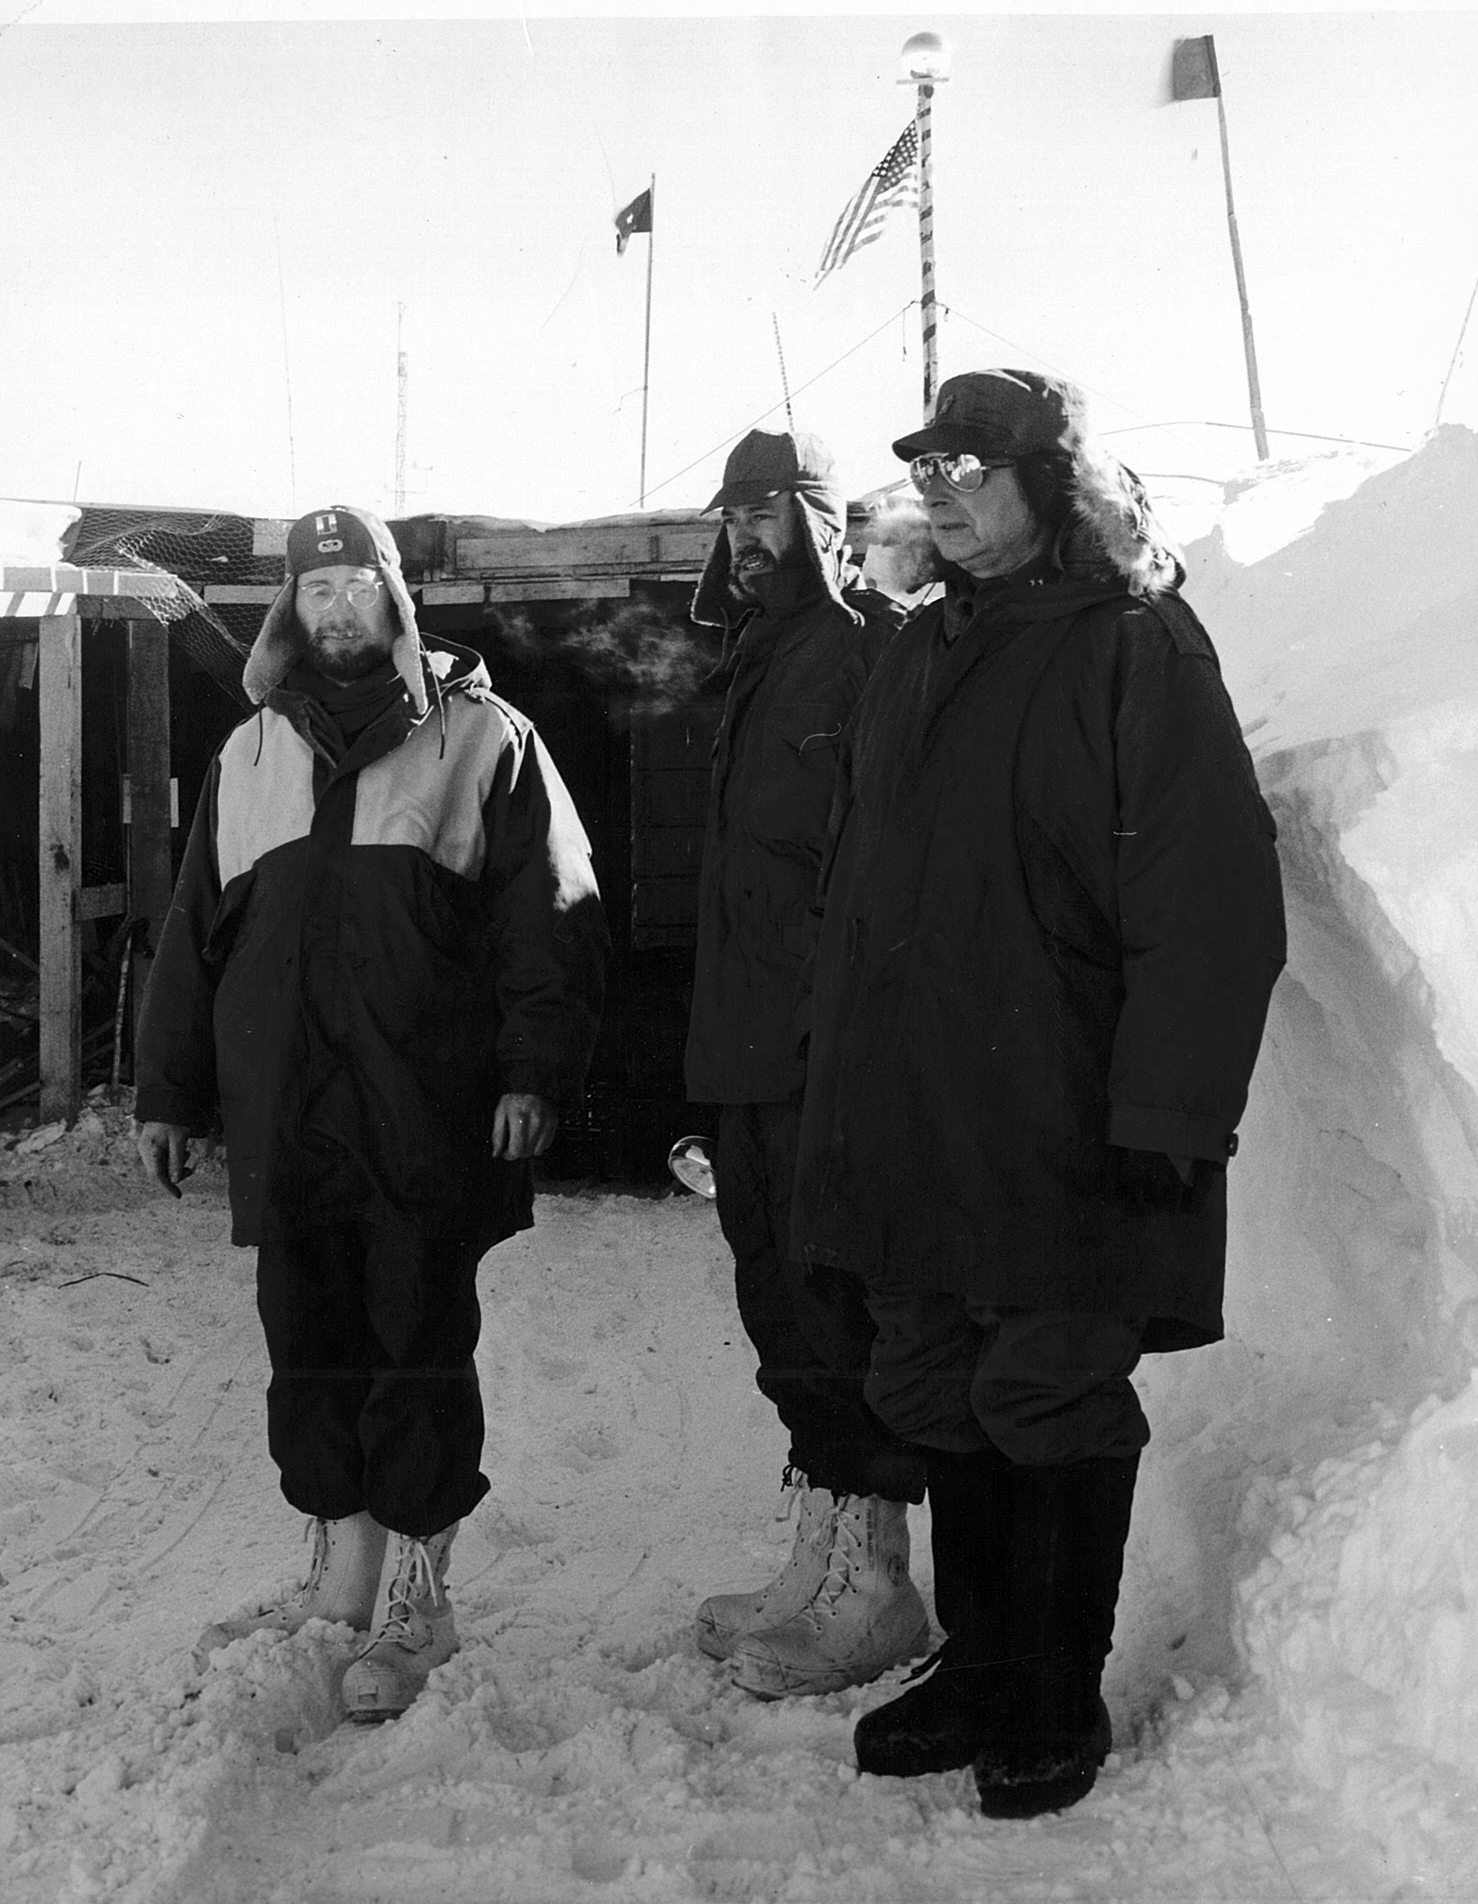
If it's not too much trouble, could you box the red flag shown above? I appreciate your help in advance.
[1172,35,1221,102]
[615,187,653,256]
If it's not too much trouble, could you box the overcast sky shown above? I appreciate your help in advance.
[3,3,1476,525]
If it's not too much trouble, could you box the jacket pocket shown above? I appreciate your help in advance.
[1015,811,1119,968]
[748,702,845,847]
[769,702,844,757]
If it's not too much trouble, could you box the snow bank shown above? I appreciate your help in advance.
[3,435,1478,1898]
[1132,427,1478,1885]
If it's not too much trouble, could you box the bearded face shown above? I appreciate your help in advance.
[721,494,804,604]
[294,565,397,682]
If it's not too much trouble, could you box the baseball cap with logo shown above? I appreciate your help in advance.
[891,370,1077,465]
[286,505,386,575]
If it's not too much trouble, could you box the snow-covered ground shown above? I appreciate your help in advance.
[4,431,1478,1901]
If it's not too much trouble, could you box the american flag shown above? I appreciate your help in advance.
[815,123,920,284]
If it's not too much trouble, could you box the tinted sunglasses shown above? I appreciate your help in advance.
[908,452,1007,494]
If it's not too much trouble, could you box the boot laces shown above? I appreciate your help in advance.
[380,1539,445,1642]
[298,1517,330,1600]
[776,1465,808,1524]
[812,1495,866,1609]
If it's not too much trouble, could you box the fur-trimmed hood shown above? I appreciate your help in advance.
[243,505,431,715]
[1055,442,1185,598]
[870,425,1184,603]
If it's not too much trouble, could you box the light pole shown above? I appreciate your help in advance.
[900,31,952,422]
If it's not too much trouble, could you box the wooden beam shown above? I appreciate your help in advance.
[203,583,282,605]
[0,564,175,598]
[38,611,82,1125]
[485,578,631,603]
[420,583,486,606]
[127,619,174,1043]
[457,522,713,573]
[78,883,127,921]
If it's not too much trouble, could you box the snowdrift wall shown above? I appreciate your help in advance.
[1122,428,1478,1864]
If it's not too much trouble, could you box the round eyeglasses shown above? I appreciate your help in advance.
[297,577,385,610]
[908,453,1002,494]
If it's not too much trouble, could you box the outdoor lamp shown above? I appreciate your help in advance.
[899,31,952,84]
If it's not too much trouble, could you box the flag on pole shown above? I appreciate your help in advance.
[815,123,919,284]
[615,187,653,255]
[1171,34,1221,101]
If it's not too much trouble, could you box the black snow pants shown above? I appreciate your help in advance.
[715,1099,926,1503]
[255,1221,493,1538]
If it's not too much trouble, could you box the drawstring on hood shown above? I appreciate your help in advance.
[246,636,491,772]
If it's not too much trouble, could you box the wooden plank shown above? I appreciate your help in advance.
[127,618,174,1041]
[72,598,190,622]
[203,583,283,604]
[37,611,82,1125]
[630,876,699,928]
[631,769,712,826]
[421,583,487,606]
[485,578,630,603]
[630,826,706,878]
[630,921,698,952]
[77,882,127,921]
[630,703,723,772]
[0,565,174,598]
[1,591,75,619]
[458,522,712,574]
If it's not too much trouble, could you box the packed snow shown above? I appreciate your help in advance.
[3,431,1478,1901]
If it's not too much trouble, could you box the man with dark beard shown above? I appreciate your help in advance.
[684,430,930,1699]
[134,504,606,1721]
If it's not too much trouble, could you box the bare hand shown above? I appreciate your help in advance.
[491,1093,559,1162]
[136,1121,193,1199]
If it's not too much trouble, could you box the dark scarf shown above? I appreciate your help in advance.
[277,658,409,765]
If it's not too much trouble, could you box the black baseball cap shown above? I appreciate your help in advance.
[892,370,1076,464]
[286,506,387,576]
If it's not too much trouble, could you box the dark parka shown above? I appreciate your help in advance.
[683,501,902,1105]
[791,493,1286,1353]
[135,637,607,1254]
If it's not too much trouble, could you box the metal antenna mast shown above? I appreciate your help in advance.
[394,304,408,516]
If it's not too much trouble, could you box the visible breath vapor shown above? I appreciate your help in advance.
[487,601,721,716]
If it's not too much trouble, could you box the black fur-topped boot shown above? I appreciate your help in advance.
[854,1446,1013,1777]
[972,1455,1138,1819]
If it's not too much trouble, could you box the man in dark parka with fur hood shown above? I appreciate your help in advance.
[791,373,1285,1816]
[684,429,933,1701]
[135,504,607,1722]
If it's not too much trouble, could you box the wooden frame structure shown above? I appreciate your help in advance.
[2,562,178,1124]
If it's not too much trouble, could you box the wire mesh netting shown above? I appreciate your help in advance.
[65,508,257,706]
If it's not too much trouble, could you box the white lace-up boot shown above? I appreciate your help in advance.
[729,1494,930,1699]
[340,1522,460,1721]
[695,1472,836,1660]
[193,1512,387,1670]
